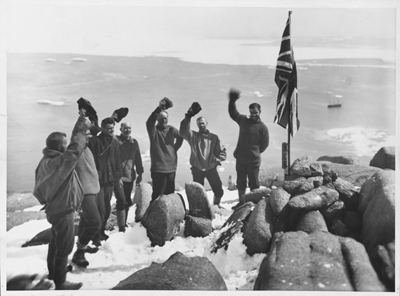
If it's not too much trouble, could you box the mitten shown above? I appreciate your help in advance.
[186,102,202,117]
[159,97,173,110]
[229,88,240,101]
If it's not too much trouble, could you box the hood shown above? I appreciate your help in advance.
[42,147,62,159]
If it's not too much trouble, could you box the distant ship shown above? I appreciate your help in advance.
[327,102,342,108]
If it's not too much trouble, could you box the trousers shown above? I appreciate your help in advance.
[235,160,260,191]
[150,171,176,200]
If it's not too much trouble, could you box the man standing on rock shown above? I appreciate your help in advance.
[115,122,144,225]
[146,98,183,201]
[180,102,227,208]
[33,109,90,290]
[88,117,126,240]
[228,88,269,210]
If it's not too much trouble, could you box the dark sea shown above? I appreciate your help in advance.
[7,38,395,194]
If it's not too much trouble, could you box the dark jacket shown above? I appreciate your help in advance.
[88,132,122,186]
[115,135,144,182]
[33,116,87,217]
[229,100,269,166]
[180,115,224,171]
[146,107,183,173]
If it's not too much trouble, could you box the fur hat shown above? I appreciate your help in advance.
[77,97,98,122]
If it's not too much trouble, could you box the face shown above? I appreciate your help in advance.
[157,112,168,128]
[197,118,208,132]
[249,108,261,122]
[120,123,132,137]
[102,123,115,136]
[59,137,68,152]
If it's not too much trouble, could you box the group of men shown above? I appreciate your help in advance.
[33,88,269,290]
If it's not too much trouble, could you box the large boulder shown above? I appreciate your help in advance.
[112,251,227,290]
[288,186,339,211]
[369,241,395,292]
[133,182,152,222]
[254,231,385,291]
[290,156,312,177]
[243,187,271,204]
[141,193,186,246]
[317,155,360,165]
[243,198,276,255]
[369,146,395,170]
[294,210,328,234]
[320,200,346,226]
[184,215,212,238]
[357,170,395,253]
[185,182,214,220]
[317,161,382,187]
[269,188,291,216]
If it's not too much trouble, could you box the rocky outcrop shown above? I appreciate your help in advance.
[112,252,227,290]
[294,210,328,234]
[317,155,360,165]
[133,182,152,222]
[254,231,385,291]
[369,146,395,170]
[369,241,395,291]
[242,187,271,204]
[243,199,276,255]
[288,186,339,211]
[269,188,291,216]
[141,193,186,246]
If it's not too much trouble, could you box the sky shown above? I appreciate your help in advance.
[4,0,397,57]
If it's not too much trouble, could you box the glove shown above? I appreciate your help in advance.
[218,147,227,162]
[159,97,173,110]
[229,88,240,101]
[186,102,202,117]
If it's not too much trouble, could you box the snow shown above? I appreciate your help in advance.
[6,187,266,291]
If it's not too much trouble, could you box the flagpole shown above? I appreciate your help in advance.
[287,10,292,176]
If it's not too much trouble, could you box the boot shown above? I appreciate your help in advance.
[213,195,223,209]
[71,248,89,268]
[231,190,246,210]
[54,256,82,290]
[117,210,126,232]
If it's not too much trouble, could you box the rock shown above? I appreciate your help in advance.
[298,179,315,193]
[242,187,271,204]
[358,170,395,253]
[309,162,324,177]
[343,211,362,235]
[184,215,212,238]
[320,200,346,226]
[7,193,41,212]
[227,175,237,191]
[369,146,395,170]
[133,183,152,222]
[369,241,395,292]
[332,177,359,211]
[22,224,80,247]
[269,188,291,216]
[141,193,186,246]
[185,182,214,220]
[288,186,339,211]
[329,217,349,237]
[112,251,227,290]
[290,156,312,177]
[282,177,307,195]
[7,211,46,231]
[308,176,323,188]
[254,231,385,291]
[317,161,382,187]
[294,210,328,234]
[243,199,276,255]
[222,201,254,229]
[211,221,244,254]
[317,155,360,165]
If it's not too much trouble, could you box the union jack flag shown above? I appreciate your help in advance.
[274,12,300,137]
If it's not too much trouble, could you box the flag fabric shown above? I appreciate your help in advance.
[274,12,300,137]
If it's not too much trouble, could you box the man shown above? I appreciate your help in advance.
[88,117,126,240]
[146,97,183,201]
[228,88,269,209]
[71,127,101,268]
[33,109,90,290]
[115,122,144,224]
[180,102,227,207]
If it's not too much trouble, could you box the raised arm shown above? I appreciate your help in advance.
[179,102,202,142]
[146,106,162,134]
[228,88,241,122]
